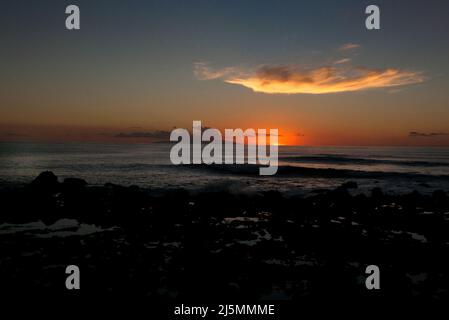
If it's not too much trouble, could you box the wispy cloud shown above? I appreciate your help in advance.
[409,131,448,137]
[338,43,360,51]
[193,62,237,80]
[334,58,351,65]
[195,63,425,94]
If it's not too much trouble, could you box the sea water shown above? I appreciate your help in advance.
[1,142,448,195]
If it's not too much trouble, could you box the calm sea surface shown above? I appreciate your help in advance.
[1,142,448,195]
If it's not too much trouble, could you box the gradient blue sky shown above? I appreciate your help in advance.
[1,0,449,145]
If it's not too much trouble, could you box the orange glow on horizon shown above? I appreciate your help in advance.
[1,123,448,147]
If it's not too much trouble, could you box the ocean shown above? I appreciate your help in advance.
[1,142,449,195]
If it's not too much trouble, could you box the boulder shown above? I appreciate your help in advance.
[31,171,59,191]
[63,177,87,188]
[341,181,358,189]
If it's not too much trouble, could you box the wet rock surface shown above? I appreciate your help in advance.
[0,172,448,303]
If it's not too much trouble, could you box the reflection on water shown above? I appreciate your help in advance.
[0,218,116,238]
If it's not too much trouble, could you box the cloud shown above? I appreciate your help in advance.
[115,130,171,139]
[338,43,360,51]
[409,131,448,137]
[2,132,26,137]
[334,58,351,65]
[194,62,237,80]
[195,63,425,94]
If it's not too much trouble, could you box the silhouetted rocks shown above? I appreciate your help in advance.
[341,181,358,189]
[0,171,448,303]
[371,186,384,199]
[31,171,59,192]
[63,177,87,188]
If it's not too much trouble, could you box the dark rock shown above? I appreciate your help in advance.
[371,187,384,199]
[104,182,119,188]
[31,171,59,191]
[419,182,431,188]
[432,189,446,199]
[341,181,358,189]
[63,177,87,188]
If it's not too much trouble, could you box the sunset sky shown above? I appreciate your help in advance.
[1,0,449,146]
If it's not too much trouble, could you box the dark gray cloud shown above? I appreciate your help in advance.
[2,132,27,137]
[115,130,171,139]
[409,131,448,137]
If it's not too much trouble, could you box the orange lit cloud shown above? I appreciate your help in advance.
[194,63,425,95]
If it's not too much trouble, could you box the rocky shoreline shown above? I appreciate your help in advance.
[0,171,449,302]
